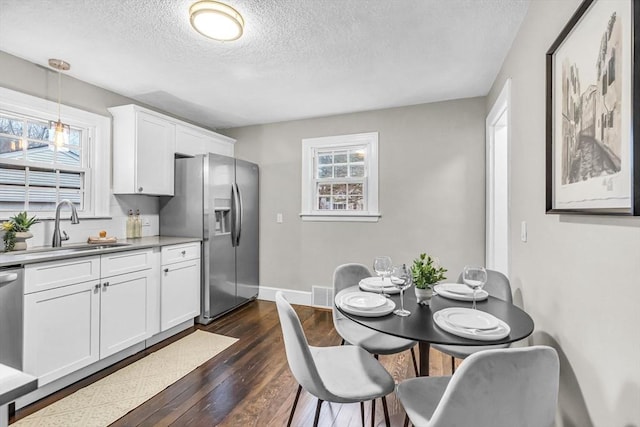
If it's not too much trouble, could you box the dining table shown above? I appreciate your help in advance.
[336,285,535,376]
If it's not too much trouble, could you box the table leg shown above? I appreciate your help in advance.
[418,342,430,376]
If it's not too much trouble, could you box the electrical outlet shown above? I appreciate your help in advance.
[276,213,283,223]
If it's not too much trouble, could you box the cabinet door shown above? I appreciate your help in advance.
[135,111,175,195]
[100,270,153,358]
[161,258,201,331]
[175,125,207,156]
[23,281,100,386]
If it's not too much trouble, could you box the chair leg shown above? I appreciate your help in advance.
[313,399,324,427]
[403,413,410,427]
[410,347,419,376]
[341,338,345,345]
[360,401,365,426]
[287,384,302,427]
[381,396,391,427]
[450,355,456,374]
[370,399,376,427]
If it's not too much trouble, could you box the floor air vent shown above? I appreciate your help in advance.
[312,287,333,308]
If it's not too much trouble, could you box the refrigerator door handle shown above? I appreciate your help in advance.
[235,183,243,246]
[230,184,237,247]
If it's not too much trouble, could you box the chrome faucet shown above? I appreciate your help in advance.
[52,199,80,247]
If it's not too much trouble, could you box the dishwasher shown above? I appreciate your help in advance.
[0,267,23,370]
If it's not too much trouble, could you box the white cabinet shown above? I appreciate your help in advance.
[23,249,159,385]
[175,124,235,157]
[24,257,101,386]
[99,250,157,358]
[109,105,176,196]
[161,243,201,331]
[23,281,100,387]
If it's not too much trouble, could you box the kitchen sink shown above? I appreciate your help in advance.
[20,242,132,254]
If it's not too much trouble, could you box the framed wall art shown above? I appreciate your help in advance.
[546,0,640,215]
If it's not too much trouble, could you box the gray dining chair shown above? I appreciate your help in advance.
[275,292,395,427]
[333,263,420,375]
[397,346,560,427]
[431,269,512,371]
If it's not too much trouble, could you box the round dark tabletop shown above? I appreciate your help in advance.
[337,286,534,346]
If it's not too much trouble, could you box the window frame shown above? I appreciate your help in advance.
[0,87,111,219]
[301,132,380,222]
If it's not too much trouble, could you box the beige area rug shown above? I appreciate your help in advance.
[15,330,238,427]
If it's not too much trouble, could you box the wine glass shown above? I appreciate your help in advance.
[390,264,412,317]
[373,256,392,296]
[462,266,487,309]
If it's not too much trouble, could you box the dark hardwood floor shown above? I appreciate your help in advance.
[13,300,458,426]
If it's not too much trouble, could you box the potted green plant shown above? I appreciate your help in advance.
[411,253,447,305]
[2,211,39,251]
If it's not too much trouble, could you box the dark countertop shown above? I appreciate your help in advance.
[0,236,201,267]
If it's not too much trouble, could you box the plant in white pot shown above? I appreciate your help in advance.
[2,211,39,251]
[411,253,447,305]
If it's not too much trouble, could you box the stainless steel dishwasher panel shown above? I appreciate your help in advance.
[0,267,24,370]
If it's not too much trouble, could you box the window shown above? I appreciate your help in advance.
[301,132,380,222]
[0,87,110,218]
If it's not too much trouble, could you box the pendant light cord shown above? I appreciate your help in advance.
[57,70,62,121]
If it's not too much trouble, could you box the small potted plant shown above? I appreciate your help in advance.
[411,253,447,305]
[2,211,39,251]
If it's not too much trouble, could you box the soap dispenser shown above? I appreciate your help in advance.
[134,209,142,238]
[126,209,134,239]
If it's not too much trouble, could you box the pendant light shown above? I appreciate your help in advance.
[189,1,244,41]
[48,58,71,151]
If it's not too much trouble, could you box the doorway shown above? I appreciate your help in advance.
[486,79,511,276]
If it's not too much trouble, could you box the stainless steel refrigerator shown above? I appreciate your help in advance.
[160,153,259,324]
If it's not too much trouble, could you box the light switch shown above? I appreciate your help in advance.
[276,213,283,223]
[520,221,527,242]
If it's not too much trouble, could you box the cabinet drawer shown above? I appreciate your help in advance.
[161,242,200,265]
[101,249,153,277]
[25,256,101,294]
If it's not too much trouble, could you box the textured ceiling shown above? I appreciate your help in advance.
[0,0,529,129]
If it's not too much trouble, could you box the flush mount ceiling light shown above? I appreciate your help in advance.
[189,1,244,41]
[48,58,71,151]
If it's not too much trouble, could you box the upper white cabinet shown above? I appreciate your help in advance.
[175,124,234,157]
[109,105,176,196]
[109,104,235,196]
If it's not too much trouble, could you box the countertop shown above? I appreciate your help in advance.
[0,363,37,406]
[0,236,201,268]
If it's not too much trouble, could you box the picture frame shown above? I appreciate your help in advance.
[546,0,640,215]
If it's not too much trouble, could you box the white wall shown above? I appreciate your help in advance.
[487,1,640,425]
[222,98,486,293]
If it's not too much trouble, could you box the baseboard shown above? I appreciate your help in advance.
[258,286,333,308]
[258,286,311,305]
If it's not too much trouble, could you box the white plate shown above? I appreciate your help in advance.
[359,280,400,294]
[359,276,392,288]
[433,309,511,341]
[434,284,488,302]
[341,292,387,310]
[335,289,396,317]
[439,307,499,330]
[438,283,474,295]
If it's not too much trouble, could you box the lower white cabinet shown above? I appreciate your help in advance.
[23,249,158,385]
[23,280,100,386]
[99,270,153,358]
[161,243,201,331]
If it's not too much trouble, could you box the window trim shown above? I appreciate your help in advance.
[0,86,110,219]
[301,132,380,222]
